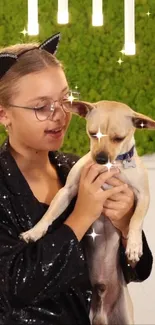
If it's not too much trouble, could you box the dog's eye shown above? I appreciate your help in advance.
[113,137,125,142]
[89,133,97,138]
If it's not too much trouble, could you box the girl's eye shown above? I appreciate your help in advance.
[35,103,51,111]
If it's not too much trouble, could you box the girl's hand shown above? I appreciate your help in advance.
[102,176,135,238]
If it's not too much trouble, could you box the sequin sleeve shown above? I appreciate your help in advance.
[0,209,86,306]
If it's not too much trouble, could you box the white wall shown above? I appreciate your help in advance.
[129,154,155,325]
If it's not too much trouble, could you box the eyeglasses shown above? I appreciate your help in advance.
[8,90,80,121]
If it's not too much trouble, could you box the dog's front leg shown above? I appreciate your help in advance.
[126,190,150,262]
[19,152,92,243]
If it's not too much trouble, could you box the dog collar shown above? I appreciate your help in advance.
[116,145,135,161]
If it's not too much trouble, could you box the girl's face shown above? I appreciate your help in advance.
[5,67,72,152]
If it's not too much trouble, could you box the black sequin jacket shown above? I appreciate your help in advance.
[0,139,153,325]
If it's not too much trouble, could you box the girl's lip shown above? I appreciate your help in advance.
[45,125,65,133]
[45,126,64,132]
[45,128,65,139]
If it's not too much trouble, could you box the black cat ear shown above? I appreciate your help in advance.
[0,53,17,79]
[39,33,61,55]
[0,33,61,79]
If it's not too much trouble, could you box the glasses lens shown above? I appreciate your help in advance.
[62,90,80,112]
[35,103,54,121]
[62,100,74,112]
[35,90,81,120]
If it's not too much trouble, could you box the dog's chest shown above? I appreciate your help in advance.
[85,215,120,284]
[119,166,144,192]
[104,162,145,196]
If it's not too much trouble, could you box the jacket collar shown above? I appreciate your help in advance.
[0,137,66,196]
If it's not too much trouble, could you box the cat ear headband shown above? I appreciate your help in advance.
[0,32,61,79]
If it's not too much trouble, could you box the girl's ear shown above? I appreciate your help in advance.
[0,105,10,127]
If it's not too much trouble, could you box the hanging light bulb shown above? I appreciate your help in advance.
[124,0,136,55]
[57,0,69,24]
[92,0,103,26]
[27,0,39,35]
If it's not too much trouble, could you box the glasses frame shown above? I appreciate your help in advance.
[8,101,67,121]
[7,90,80,121]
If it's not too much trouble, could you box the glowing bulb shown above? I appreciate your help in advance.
[57,0,69,24]
[28,0,39,35]
[92,0,103,26]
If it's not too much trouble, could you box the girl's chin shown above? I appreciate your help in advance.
[46,136,65,151]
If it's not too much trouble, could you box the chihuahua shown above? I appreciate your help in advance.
[19,100,155,325]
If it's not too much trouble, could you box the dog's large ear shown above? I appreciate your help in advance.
[132,112,155,129]
[68,100,94,118]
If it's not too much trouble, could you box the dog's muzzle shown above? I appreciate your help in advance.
[95,152,108,164]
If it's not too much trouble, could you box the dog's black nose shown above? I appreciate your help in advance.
[95,152,108,164]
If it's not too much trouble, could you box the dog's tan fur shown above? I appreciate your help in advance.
[69,100,154,261]
[19,100,155,325]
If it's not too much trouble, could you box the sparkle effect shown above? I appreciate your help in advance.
[87,297,91,302]
[146,11,151,16]
[120,48,125,55]
[105,161,114,171]
[87,228,101,242]
[20,28,28,36]
[65,90,80,109]
[140,122,145,128]
[94,126,108,143]
[117,58,124,65]
[68,91,76,104]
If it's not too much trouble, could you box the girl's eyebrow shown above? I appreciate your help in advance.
[61,86,69,93]
[26,87,70,105]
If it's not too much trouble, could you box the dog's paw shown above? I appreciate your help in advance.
[125,230,143,262]
[19,223,48,243]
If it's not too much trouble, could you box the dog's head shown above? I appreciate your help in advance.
[68,100,155,163]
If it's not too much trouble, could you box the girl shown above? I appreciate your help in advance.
[0,34,153,325]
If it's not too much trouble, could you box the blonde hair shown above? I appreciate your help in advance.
[0,42,63,107]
